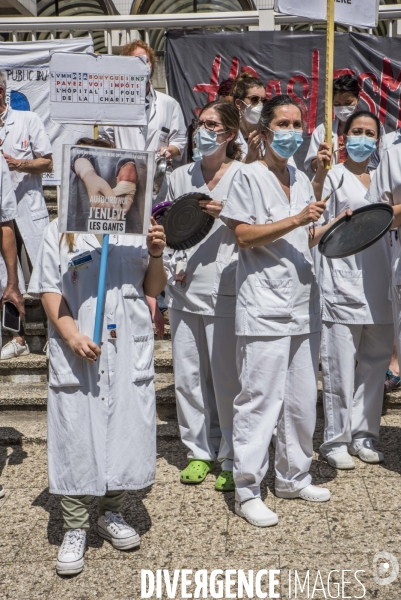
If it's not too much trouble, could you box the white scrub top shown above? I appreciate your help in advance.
[0,154,18,346]
[0,107,52,263]
[319,164,392,325]
[99,86,187,202]
[366,144,401,293]
[164,160,242,318]
[221,161,321,337]
[28,219,156,495]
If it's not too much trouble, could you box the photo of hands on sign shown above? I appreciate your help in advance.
[65,141,148,234]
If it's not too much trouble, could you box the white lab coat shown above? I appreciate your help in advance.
[317,164,393,457]
[0,107,51,265]
[221,161,321,498]
[0,154,18,348]
[165,160,242,465]
[28,219,156,495]
[99,86,187,203]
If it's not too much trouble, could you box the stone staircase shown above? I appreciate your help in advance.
[0,187,399,446]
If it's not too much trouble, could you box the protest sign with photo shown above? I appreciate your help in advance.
[49,53,149,126]
[0,38,94,185]
[165,30,401,169]
[59,145,154,235]
[275,0,379,28]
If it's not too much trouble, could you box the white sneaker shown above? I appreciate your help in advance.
[326,451,356,470]
[349,440,384,464]
[0,484,4,498]
[235,498,278,527]
[0,340,30,360]
[276,484,331,502]
[97,511,140,550]
[56,529,86,576]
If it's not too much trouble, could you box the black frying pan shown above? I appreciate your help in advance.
[318,203,394,259]
[162,192,214,250]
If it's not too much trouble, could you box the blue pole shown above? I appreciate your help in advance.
[93,234,109,346]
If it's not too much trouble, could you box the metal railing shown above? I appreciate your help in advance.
[0,4,400,45]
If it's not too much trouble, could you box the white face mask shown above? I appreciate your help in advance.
[333,105,357,123]
[242,101,263,125]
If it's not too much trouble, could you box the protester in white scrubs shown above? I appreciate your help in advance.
[28,213,167,576]
[0,153,25,498]
[0,71,52,359]
[165,101,242,492]
[305,75,360,173]
[220,95,351,528]
[313,111,393,469]
[232,72,266,163]
[367,139,401,404]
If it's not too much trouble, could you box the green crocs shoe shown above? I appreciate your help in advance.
[215,470,235,492]
[180,459,215,484]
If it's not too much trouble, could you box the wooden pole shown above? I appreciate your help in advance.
[325,0,335,169]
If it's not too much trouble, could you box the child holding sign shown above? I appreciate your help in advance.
[28,211,166,575]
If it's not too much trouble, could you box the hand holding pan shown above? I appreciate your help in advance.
[319,203,394,259]
[160,192,215,250]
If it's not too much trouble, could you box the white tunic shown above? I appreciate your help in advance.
[221,161,321,337]
[319,164,392,325]
[0,154,18,347]
[0,107,52,264]
[367,144,401,288]
[99,86,187,202]
[164,160,242,318]
[28,219,156,495]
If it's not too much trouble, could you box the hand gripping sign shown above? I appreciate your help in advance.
[275,0,379,29]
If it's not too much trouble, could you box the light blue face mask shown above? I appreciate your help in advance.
[192,128,225,161]
[346,135,377,163]
[268,128,304,158]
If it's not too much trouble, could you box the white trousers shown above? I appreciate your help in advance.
[320,321,393,456]
[233,332,320,502]
[169,308,239,467]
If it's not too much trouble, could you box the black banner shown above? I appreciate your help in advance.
[165,31,401,167]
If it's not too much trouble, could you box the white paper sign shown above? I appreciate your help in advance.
[49,53,149,126]
[275,0,379,29]
[0,37,94,184]
[59,145,154,236]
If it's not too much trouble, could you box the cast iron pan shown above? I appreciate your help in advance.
[319,203,394,259]
[161,192,214,250]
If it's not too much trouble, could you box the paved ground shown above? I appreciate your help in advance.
[1,405,401,599]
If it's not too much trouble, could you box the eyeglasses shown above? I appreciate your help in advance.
[243,96,267,107]
[192,118,226,132]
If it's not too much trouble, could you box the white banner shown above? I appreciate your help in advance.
[0,37,94,185]
[275,0,380,29]
[49,53,149,126]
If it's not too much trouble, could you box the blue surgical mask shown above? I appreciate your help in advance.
[346,135,377,163]
[268,128,304,158]
[192,147,202,162]
[193,128,225,159]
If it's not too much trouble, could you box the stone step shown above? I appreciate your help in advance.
[0,403,179,445]
[0,371,175,410]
